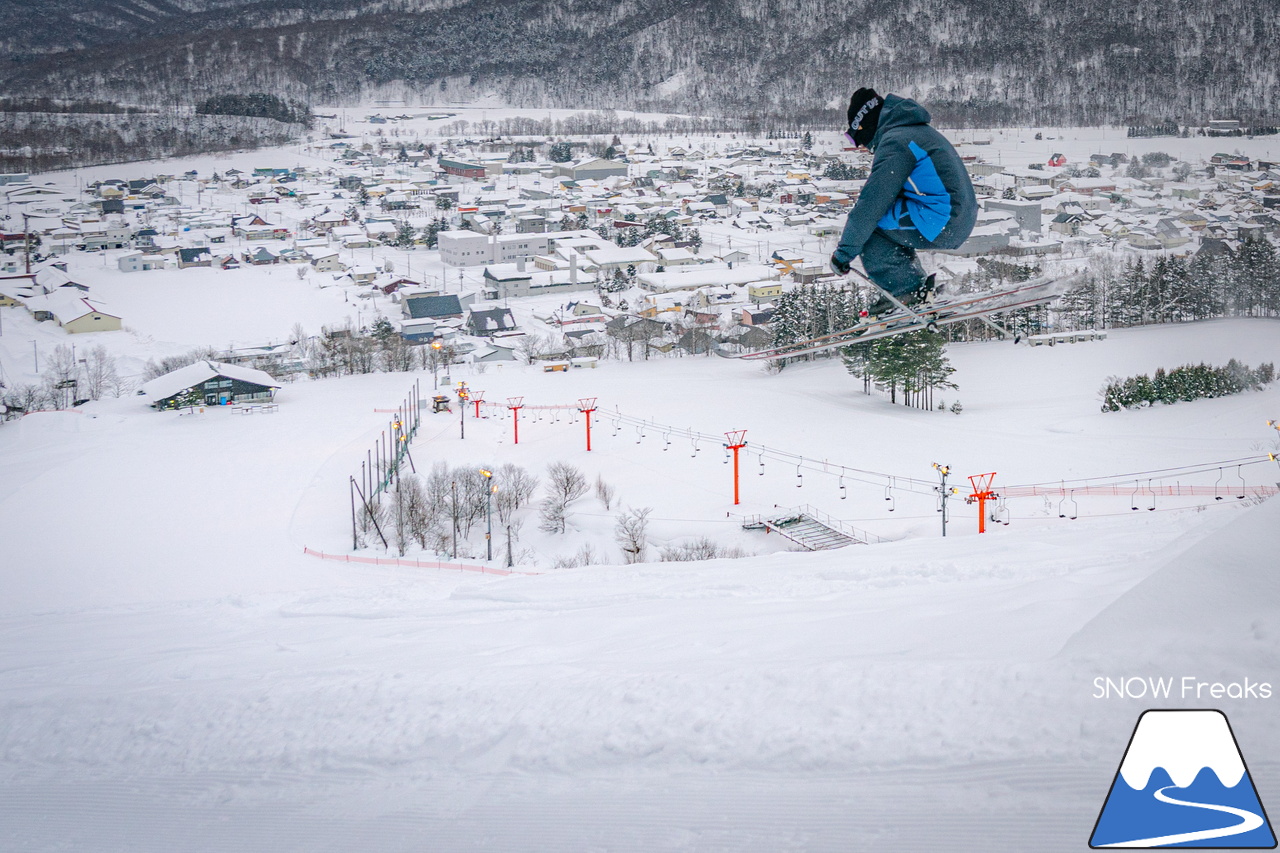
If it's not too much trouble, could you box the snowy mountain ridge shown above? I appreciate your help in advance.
[3,0,1277,125]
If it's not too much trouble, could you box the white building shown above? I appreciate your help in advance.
[438,230,552,267]
[117,252,163,272]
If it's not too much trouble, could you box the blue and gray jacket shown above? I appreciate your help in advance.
[832,95,977,263]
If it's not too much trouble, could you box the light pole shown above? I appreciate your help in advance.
[480,468,494,561]
[933,462,957,537]
[457,381,469,439]
[430,339,442,388]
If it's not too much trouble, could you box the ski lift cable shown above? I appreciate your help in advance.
[1005,455,1271,490]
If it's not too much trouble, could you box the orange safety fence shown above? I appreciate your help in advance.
[302,546,542,576]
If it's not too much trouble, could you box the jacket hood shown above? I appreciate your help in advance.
[868,95,932,151]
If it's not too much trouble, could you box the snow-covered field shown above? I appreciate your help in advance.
[2,300,1278,849]
[4,118,1280,849]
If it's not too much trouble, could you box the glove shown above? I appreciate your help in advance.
[830,253,851,275]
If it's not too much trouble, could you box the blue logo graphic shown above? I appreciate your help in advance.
[1091,710,1276,848]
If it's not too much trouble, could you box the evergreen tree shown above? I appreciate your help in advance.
[1188,248,1229,319]
[1232,239,1279,317]
[394,220,416,248]
[1057,274,1102,330]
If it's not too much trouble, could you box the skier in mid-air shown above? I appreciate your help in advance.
[829,88,978,316]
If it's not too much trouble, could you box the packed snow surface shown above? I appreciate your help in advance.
[2,311,1278,850]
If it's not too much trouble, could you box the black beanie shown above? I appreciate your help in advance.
[846,87,883,148]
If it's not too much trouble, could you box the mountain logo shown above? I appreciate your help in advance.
[1090,709,1276,848]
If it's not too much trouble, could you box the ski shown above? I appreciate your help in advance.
[717,274,1075,361]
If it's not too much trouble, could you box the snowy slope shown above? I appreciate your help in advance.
[1,316,1278,851]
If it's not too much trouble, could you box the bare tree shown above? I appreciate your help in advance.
[141,346,219,382]
[537,497,568,534]
[594,473,617,510]
[614,506,653,563]
[547,461,588,502]
[378,335,416,372]
[42,344,79,409]
[494,462,538,524]
[2,384,45,418]
[81,344,118,401]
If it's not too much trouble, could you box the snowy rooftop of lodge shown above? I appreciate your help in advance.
[138,360,281,404]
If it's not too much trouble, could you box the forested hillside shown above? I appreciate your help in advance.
[3,0,1277,125]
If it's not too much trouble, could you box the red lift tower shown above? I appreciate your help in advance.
[578,397,598,451]
[967,472,998,534]
[507,396,524,444]
[724,430,748,506]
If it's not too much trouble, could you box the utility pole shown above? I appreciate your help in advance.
[22,212,31,275]
[450,480,458,559]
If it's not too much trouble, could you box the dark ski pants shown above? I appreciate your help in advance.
[859,228,933,298]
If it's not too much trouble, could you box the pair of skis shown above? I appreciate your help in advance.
[718,272,1074,361]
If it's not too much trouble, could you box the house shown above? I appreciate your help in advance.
[676,328,716,355]
[379,277,420,295]
[439,158,487,180]
[177,247,213,268]
[466,307,517,336]
[470,344,519,364]
[398,318,437,343]
[403,292,465,321]
[741,306,775,326]
[243,247,280,266]
[78,224,131,250]
[748,281,785,303]
[515,214,547,234]
[28,292,122,333]
[235,218,290,241]
[557,301,605,325]
[349,265,379,285]
[117,252,163,272]
[657,247,700,267]
[983,198,1044,234]
[556,158,629,182]
[1049,212,1088,237]
[313,210,350,233]
[719,324,773,352]
[139,360,281,409]
[308,250,345,273]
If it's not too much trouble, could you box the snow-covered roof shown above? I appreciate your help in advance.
[583,246,657,267]
[139,361,281,404]
[637,263,780,292]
